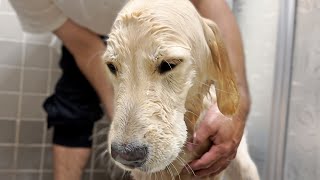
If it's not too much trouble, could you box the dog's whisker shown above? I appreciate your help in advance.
[184,117,196,128]
[94,149,109,159]
[160,170,165,180]
[121,170,129,180]
[185,141,199,146]
[90,132,108,139]
[153,172,156,180]
[214,87,238,95]
[93,138,109,147]
[91,127,110,138]
[185,110,199,118]
[93,143,109,152]
[175,110,195,125]
[176,156,190,174]
[92,149,110,170]
[169,167,175,180]
[147,172,151,180]
[166,166,174,180]
[176,155,185,165]
[177,156,185,169]
[100,149,109,159]
[94,127,110,133]
[96,151,108,162]
[171,163,182,180]
[168,164,174,180]
[182,160,195,176]
[195,79,238,96]
[177,155,195,176]
[196,81,212,89]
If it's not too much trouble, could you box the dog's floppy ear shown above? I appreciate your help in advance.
[202,18,239,116]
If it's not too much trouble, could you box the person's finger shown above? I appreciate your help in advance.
[205,151,237,177]
[190,143,237,171]
[194,158,230,177]
[210,163,230,177]
[189,145,223,170]
[192,112,220,147]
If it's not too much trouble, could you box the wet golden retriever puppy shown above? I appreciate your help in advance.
[103,0,260,179]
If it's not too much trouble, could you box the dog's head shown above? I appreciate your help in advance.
[104,0,239,173]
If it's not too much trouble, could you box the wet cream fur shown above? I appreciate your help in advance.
[104,0,260,179]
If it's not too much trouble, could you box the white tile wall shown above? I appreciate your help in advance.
[0,93,19,118]
[0,67,20,91]
[24,44,50,69]
[0,41,22,66]
[0,1,115,180]
[23,69,48,94]
[0,2,60,180]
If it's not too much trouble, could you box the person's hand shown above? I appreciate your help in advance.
[186,103,246,177]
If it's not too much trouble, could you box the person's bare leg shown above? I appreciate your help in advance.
[53,145,91,180]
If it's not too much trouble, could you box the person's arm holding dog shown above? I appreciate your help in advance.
[189,0,251,177]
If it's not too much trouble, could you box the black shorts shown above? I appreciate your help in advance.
[43,36,108,147]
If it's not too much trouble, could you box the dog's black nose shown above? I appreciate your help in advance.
[111,143,148,168]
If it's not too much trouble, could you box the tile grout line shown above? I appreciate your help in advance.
[0,117,46,121]
[0,169,106,173]
[0,117,16,121]
[39,39,54,180]
[0,64,61,72]
[0,91,49,96]
[0,64,60,71]
[12,32,26,180]
[0,36,54,45]
[0,11,15,15]
[38,122,47,180]
[0,143,52,147]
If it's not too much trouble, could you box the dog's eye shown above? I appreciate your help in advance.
[158,61,177,74]
[107,63,117,75]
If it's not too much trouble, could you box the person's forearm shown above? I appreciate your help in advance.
[54,19,114,119]
[192,0,251,120]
